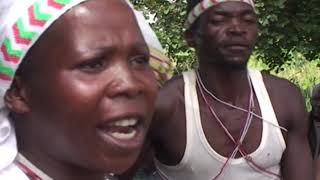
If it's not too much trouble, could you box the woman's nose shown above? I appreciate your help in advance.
[106,65,143,99]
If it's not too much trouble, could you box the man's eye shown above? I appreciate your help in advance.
[77,59,106,73]
[209,16,226,25]
[243,15,256,23]
[130,55,149,68]
[210,19,224,24]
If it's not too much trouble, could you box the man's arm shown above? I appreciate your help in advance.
[118,77,184,179]
[281,83,314,180]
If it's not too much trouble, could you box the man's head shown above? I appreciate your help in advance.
[1,0,157,175]
[185,0,258,69]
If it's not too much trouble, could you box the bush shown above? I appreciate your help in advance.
[249,53,320,110]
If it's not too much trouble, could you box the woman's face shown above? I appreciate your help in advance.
[13,0,157,174]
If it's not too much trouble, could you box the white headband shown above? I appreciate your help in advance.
[126,0,171,85]
[185,0,255,29]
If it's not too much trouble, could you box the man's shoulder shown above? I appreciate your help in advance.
[314,83,320,90]
[161,74,184,90]
[260,71,306,129]
[152,74,186,134]
[312,84,320,96]
[158,74,185,102]
[260,70,302,98]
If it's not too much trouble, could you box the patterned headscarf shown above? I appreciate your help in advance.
[0,0,171,170]
[185,0,255,29]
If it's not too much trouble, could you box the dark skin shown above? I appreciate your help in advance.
[4,0,157,180]
[311,85,320,122]
[149,2,313,179]
[311,85,320,180]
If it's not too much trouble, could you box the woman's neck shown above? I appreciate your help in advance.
[18,151,109,180]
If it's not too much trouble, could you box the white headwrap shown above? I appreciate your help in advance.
[126,0,171,85]
[0,0,90,170]
[0,0,170,171]
[185,0,255,29]
[133,10,172,85]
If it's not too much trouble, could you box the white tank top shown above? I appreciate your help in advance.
[154,69,286,180]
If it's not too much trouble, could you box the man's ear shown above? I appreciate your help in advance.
[184,29,196,48]
[4,76,30,114]
[184,28,201,48]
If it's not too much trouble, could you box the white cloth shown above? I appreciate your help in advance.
[132,7,171,85]
[185,0,255,29]
[0,115,16,170]
[0,153,53,180]
[125,0,165,53]
[155,69,286,180]
[126,1,171,85]
[0,0,90,173]
[0,163,29,180]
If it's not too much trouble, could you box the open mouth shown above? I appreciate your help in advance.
[96,118,145,151]
[108,118,139,140]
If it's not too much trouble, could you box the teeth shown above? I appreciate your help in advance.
[111,130,136,140]
[112,118,138,127]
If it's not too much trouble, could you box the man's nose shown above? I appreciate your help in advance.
[227,18,246,35]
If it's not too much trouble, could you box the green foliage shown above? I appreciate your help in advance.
[255,0,320,70]
[249,54,320,110]
[132,0,194,74]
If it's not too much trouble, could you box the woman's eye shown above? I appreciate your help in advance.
[77,59,106,73]
[130,55,149,68]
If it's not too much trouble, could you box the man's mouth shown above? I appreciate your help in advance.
[224,44,249,51]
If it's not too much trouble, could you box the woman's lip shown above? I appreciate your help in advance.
[99,113,145,125]
[96,122,145,151]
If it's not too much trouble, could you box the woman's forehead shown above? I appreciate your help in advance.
[52,0,144,49]
[26,0,145,66]
[63,0,134,26]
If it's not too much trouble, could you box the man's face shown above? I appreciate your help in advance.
[196,2,258,67]
[19,0,157,174]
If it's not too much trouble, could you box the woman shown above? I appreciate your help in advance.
[0,0,169,179]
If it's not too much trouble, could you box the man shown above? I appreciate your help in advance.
[311,84,320,126]
[310,84,320,180]
[0,0,170,179]
[150,0,313,179]
[310,84,320,157]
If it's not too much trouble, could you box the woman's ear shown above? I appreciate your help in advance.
[4,76,30,114]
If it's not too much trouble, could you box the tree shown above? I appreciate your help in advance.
[132,0,320,73]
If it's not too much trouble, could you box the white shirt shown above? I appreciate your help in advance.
[155,69,286,180]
